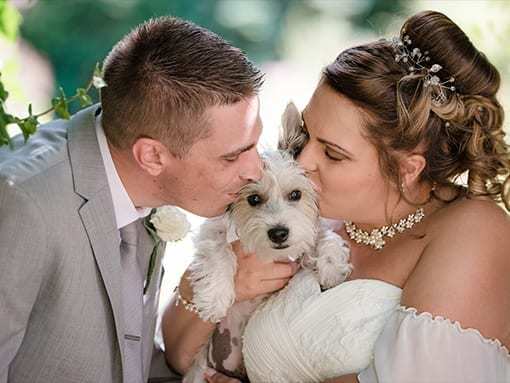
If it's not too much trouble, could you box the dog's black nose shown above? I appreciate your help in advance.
[267,226,289,244]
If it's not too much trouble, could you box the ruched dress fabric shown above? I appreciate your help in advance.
[242,270,402,382]
[243,270,510,383]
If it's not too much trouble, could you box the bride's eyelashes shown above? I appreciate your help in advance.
[302,122,347,162]
[324,147,346,162]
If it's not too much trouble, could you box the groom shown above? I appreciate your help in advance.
[0,17,296,383]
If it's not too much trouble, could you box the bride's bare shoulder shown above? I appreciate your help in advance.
[401,198,510,346]
[419,196,510,268]
[432,197,509,235]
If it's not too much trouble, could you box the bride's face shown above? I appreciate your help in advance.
[299,84,394,226]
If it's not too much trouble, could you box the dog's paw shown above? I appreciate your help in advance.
[315,230,352,289]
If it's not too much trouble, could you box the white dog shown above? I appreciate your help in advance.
[182,103,352,382]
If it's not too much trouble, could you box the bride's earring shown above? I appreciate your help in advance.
[400,181,407,196]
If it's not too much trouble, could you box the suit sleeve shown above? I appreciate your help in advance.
[0,180,48,380]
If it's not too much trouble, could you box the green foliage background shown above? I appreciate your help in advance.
[1,0,508,143]
[1,0,509,288]
[18,0,406,106]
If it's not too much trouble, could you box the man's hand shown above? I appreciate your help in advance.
[231,240,299,302]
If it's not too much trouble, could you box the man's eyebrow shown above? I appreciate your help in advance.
[221,142,256,158]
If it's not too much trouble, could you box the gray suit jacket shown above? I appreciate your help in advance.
[0,105,179,382]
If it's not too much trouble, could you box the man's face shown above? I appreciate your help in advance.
[160,96,263,217]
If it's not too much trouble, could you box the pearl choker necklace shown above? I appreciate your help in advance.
[344,208,425,250]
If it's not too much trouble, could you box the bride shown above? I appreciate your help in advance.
[163,10,510,383]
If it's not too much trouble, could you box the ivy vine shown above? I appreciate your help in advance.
[0,62,106,148]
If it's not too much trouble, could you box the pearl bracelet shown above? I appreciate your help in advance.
[174,287,200,315]
[174,286,223,324]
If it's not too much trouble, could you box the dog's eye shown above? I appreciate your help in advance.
[288,190,301,201]
[247,194,262,206]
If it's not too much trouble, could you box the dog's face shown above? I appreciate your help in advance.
[229,151,318,262]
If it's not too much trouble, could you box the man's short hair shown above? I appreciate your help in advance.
[100,16,264,157]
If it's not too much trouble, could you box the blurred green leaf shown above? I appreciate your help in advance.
[77,88,93,107]
[0,111,11,147]
[52,97,70,119]
[51,88,71,120]
[0,0,21,42]
[17,116,38,142]
[0,104,15,124]
[0,75,8,102]
[51,97,71,120]
[93,62,103,78]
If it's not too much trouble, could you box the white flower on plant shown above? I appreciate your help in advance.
[150,206,190,242]
[92,75,107,89]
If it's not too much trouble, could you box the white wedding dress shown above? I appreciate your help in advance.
[243,270,401,382]
[243,269,510,383]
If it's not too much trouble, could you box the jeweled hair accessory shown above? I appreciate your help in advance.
[391,33,456,105]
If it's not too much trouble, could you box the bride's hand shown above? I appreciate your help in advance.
[231,240,299,302]
[204,369,241,383]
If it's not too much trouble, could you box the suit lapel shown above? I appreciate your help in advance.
[67,105,126,370]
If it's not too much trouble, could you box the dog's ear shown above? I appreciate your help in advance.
[278,101,308,159]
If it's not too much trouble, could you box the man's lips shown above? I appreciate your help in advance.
[227,192,240,202]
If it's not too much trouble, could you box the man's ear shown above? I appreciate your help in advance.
[400,153,427,187]
[132,138,173,177]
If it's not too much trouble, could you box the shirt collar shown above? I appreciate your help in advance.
[95,115,151,230]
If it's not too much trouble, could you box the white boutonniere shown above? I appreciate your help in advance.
[143,206,190,294]
[150,206,191,242]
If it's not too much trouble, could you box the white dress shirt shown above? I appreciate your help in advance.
[95,115,151,232]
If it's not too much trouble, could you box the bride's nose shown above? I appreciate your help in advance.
[297,141,318,174]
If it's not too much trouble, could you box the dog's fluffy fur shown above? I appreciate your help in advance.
[182,102,351,382]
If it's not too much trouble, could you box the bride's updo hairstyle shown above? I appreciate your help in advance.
[323,10,510,210]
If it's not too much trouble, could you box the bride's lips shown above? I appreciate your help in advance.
[309,180,322,193]
[304,170,321,192]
